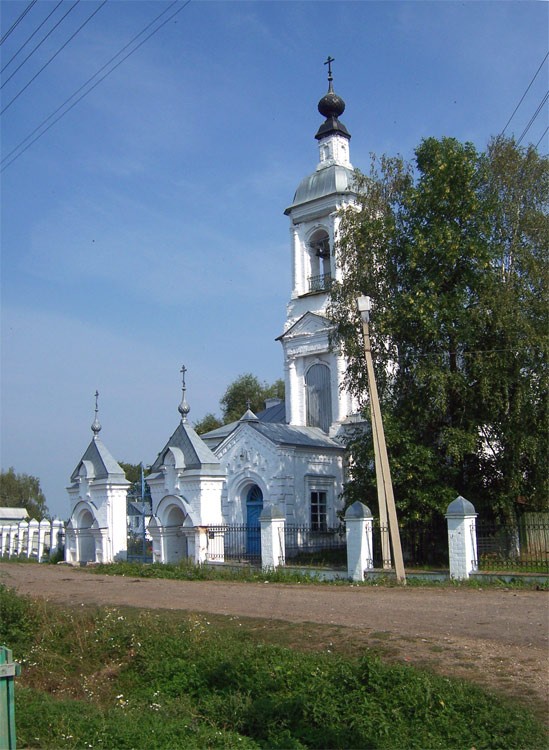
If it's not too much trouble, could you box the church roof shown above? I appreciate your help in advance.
[204,409,344,453]
[276,311,331,341]
[70,436,129,484]
[200,401,287,450]
[246,421,344,451]
[200,420,240,449]
[286,163,356,212]
[315,56,350,141]
[256,399,286,423]
[286,61,354,213]
[149,420,223,473]
[239,408,259,422]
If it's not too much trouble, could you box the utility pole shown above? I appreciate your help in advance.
[357,296,406,584]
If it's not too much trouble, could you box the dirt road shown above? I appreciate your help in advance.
[1,563,548,715]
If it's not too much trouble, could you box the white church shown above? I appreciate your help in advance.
[65,62,363,566]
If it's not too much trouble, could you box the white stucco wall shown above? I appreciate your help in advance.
[215,423,344,527]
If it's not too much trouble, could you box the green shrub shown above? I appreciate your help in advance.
[0,585,41,655]
[6,591,546,750]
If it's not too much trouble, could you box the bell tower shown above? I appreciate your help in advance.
[278,59,359,436]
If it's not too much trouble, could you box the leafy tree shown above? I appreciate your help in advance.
[193,413,223,435]
[119,462,142,485]
[470,137,549,514]
[220,374,284,424]
[329,136,548,522]
[0,468,49,520]
[119,462,152,502]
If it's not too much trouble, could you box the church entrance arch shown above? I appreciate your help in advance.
[163,503,187,563]
[245,485,263,557]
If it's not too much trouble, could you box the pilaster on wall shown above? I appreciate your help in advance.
[445,496,478,580]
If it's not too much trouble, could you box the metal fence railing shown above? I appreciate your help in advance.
[182,515,549,574]
[127,533,153,563]
[205,525,261,565]
[372,519,449,570]
[307,273,332,293]
[284,525,347,568]
[474,518,549,572]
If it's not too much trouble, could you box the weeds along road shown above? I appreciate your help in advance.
[1,562,548,715]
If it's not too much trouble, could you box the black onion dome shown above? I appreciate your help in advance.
[315,76,350,141]
[318,89,345,119]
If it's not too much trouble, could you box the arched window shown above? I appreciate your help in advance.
[308,230,331,293]
[246,485,263,506]
[305,363,332,433]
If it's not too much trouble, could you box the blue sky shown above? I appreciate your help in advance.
[1,0,547,519]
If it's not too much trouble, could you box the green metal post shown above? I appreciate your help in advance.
[0,646,21,750]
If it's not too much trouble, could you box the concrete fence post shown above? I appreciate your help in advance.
[16,522,28,556]
[260,504,285,570]
[445,496,478,580]
[38,520,50,561]
[189,526,209,565]
[345,501,374,582]
[8,526,17,558]
[27,519,39,558]
[50,520,65,559]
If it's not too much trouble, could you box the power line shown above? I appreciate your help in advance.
[516,90,549,145]
[1,0,65,75]
[1,0,192,171]
[1,0,180,167]
[0,0,38,46]
[535,126,548,150]
[501,52,548,135]
[1,0,107,116]
[1,0,80,88]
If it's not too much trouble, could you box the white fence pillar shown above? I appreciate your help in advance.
[260,505,285,570]
[345,501,374,582]
[16,522,26,555]
[8,526,17,557]
[50,520,65,559]
[38,520,50,561]
[147,524,163,563]
[186,526,209,565]
[0,525,7,556]
[27,519,39,558]
[446,496,478,580]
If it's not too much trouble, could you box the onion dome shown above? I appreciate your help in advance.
[91,390,101,436]
[315,56,350,141]
[318,88,345,120]
[178,365,190,423]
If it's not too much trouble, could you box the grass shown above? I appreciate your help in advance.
[82,558,549,589]
[1,583,546,750]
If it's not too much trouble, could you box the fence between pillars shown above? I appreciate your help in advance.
[0,519,65,561]
[474,516,549,573]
